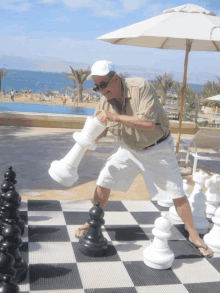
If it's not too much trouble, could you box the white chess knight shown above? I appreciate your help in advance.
[205,174,220,218]
[169,179,190,222]
[203,206,220,253]
[143,212,174,270]
[48,116,106,187]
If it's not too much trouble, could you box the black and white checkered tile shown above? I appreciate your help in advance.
[17,200,220,293]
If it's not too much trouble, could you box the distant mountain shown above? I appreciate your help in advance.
[0,54,211,85]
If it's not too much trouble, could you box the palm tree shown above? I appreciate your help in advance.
[118,72,131,79]
[200,76,220,99]
[0,68,14,92]
[69,66,91,102]
[172,81,196,116]
[63,72,77,90]
[151,72,174,106]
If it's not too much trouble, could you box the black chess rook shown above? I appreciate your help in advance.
[0,219,28,284]
[79,202,108,257]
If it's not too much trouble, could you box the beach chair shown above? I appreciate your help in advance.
[178,129,220,173]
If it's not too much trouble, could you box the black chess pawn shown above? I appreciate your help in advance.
[0,246,16,280]
[0,274,20,293]
[0,178,15,209]
[0,179,16,221]
[0,189,25,236]
[79,202,108,257]
[0,219,28,284]
[4,167,17,185]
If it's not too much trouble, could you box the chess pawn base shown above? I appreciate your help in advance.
[143,244,174,270]
[157,199,173,208]
[79,225,108,257]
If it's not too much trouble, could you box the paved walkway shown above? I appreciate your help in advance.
[0,125,219,201]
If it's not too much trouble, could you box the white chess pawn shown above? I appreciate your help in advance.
[188,171,208,204]
[48,117,106,187]
[185,188,210,234]
[203,207,220,253]
[143,212,174,270]
[169,179,190,223]
[205,174,220,218]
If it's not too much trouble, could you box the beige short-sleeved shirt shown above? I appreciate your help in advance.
[94,77,170,150]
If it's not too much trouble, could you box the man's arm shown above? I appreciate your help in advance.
[114,114,155,130]
[95,110,155,130]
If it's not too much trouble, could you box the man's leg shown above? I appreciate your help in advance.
[173,195,213,256]
[75,185,111,237]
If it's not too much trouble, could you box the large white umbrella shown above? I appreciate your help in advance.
[207,95,220,101]
[97,4,220,153]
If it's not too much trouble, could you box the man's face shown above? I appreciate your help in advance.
[93,74,120,100]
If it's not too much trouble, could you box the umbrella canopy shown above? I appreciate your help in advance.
[62,86,74,92]
[207,95,220,101]
[97,4,220,50]
[97,4,220,153]
[84,88,95,93]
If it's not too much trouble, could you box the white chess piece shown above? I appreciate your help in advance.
[188,171,208,204]
[143,212,174,270]
[205,174,220,218]
[203,207,220,253]
[48,116,106,187]
[169,179,190,223]
[185,188,210,234]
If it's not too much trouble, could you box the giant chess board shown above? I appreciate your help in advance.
[16,199,220,293]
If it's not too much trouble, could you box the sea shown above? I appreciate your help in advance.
[1,69,203,93]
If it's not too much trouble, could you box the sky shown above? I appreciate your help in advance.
[0,0,220,84]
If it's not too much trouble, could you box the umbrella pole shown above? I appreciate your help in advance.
[175,40,193,154]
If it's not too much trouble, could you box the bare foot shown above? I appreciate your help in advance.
[75,222,90,238]
[189,236,213,257]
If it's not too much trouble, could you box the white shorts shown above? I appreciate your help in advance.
[96,135,185,201]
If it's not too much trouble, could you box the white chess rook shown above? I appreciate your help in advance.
[203,207,220,253]
[205,174,220,218]
[48,117,106,187]
[143,212,174,270]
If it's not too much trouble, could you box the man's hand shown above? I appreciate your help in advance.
[95,110,119,124]
[85,139,98,155]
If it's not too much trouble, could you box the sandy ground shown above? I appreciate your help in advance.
[0,93,99,109]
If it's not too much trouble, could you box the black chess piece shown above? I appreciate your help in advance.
[0,219,28,284]
[79,202,108,257]
[4,167,17,185]
[0,246,16,281]
[0,179,15,214]
[0,189,25,236]
[0,274,20,293]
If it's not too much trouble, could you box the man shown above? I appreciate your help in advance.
[75,60,213,257]
[10,89,15,102]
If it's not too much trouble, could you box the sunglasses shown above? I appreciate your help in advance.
[93,75,114,92]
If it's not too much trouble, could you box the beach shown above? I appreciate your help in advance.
[0,93,99,109]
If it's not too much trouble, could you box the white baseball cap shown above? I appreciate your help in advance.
[87,60,115,80]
